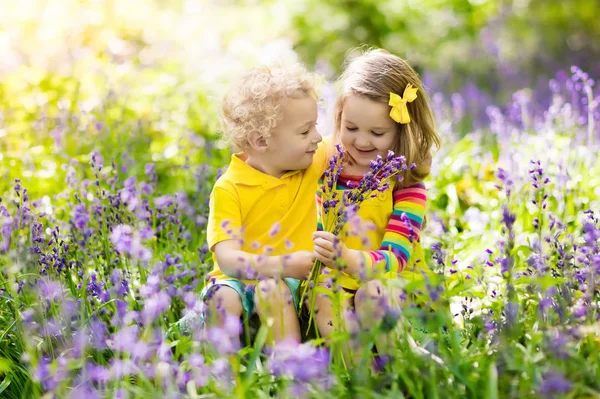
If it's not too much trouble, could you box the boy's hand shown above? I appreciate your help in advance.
[312,231,346,268]
[281,250,316,280]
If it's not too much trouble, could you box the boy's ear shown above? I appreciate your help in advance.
[247,131,269,152]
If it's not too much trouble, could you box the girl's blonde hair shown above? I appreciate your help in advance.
[221,63,318,151]
[333,49,441,185]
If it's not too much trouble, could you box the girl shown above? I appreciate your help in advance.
[311,49,441,353]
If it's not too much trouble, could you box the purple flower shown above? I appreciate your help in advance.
[33,357,52,388]
[113,389,129,399]
[87,273,106,299]
[500,257,513,274]
[130,341,151,361]
[141,291,171,325]
[223,314,242,336]
[110,224,153,263]
[110,325,139,352]
[90,319,108,350]
[157,342,172,363]
[86,363,110,384]
[155,195,174,209]
[109,359,135,379]
[115,299,128,319]
[583,222,600,247]
[37,279,63,301]
[90,151,104,168]
[501,205,516,231]
[140,274,161,297]
[539,371,572,398]
[206,325,240,355]
[269,222,280,237]
[119,189,140,212]
[68,385,101,399]
[267,341,330,383]
[573,303,587,318]
[145,163,157,183]
[110,225,134,252]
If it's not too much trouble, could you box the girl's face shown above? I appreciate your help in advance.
[339,94,397,171]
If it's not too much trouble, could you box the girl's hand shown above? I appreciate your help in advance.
[312,231,346,268]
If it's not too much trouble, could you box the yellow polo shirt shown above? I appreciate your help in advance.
[206,142,329,283]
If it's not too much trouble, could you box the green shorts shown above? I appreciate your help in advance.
[174,278,301,339]
[200,278,301,315]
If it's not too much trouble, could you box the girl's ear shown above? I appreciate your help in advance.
[247,131,269,152]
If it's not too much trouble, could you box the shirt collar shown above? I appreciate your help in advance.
[226,153,301,189]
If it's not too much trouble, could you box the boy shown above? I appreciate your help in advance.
[202,63,326,344]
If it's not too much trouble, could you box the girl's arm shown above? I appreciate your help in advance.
[362,182,427,273]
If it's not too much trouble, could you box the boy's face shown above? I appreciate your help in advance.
[265,95,321,176]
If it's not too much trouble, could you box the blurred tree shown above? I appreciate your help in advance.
[289,0,600,97]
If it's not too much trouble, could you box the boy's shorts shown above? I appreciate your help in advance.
[174,278,302,341]
[200,277,301,315]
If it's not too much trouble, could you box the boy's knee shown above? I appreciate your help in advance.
[205,285,243,317]
[255,279,292,306]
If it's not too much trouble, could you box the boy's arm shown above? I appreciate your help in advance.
[209,185,315,280]
[214,240,315,280]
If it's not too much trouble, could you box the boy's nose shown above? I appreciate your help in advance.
[313,130,322,143]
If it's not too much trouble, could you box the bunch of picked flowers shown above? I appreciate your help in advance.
[299,144,411,330]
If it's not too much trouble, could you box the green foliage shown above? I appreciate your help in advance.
[290,0,600,95]
[1,1,600,398]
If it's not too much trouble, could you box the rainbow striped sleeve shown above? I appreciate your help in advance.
[363,182,427,273]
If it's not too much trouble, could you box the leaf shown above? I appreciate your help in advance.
[515,245,534,257]
[514,276,566,290]
[485,362,498,399]
[0,358,11,374]
[0,378,10,394]
[242,325,268,384]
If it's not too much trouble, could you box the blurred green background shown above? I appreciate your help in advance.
[2,3,599,398]
[1,0,599,198]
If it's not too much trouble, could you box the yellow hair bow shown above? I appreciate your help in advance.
[389,83,418,124]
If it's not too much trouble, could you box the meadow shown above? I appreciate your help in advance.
[1,1,600,398]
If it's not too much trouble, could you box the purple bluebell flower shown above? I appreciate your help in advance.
[267,341,330,383]
[110,325,139,352]
[155,195,174,209]
[38,279,63,301]
[141,290,171,325]
[110,225,133,253]
[90,318,108,350]
[539,371,572,398]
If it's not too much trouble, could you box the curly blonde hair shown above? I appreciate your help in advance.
[220,63,318,151]
[334,49,441,185]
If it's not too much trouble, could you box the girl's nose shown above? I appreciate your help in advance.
[355,136,371,149]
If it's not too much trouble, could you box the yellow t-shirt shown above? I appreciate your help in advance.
[206,142,329,283]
